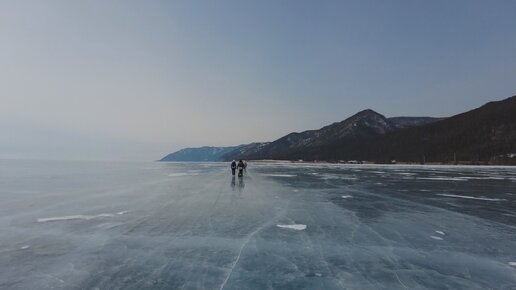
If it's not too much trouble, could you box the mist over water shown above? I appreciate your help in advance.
[0,160,515,289]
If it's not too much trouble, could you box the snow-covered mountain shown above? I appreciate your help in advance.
[232,109,396,160]
[160,95,516,164]
[388,116,444,129]
[220,142,270,161]
[160,146,238,162]
[160,143,270,162]
[160,111,441,162]
[233,95,516,164]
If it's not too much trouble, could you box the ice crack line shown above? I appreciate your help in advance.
[394,271,408,289]
[219,203,289,290]
[219,224,266,290]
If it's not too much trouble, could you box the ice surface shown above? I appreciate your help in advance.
[1,160,515,289]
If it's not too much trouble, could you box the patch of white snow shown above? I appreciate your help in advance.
[277,224,307,231]
[436,194,505,201]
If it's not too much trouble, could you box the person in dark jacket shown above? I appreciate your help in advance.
[237,160,245,177]
[230,160,237,176]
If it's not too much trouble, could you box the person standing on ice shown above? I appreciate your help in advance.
[237,160,245,177]
[230,160,237,176]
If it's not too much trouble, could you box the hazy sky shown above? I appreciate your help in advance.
[1,0,515,161]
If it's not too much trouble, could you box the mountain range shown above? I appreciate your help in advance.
[160,146,238,162]
[160,143,271,162]
[160,95,516,165]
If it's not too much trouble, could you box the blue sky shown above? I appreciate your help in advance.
[1,0,515,161]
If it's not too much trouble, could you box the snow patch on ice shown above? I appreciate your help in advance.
[436,194,506,201]
[464,176,506,180]
[430,236,443,240]
[263,174,296,177]
[168,173,199,177]
[418,177,468,181]
[37,211,128,223]
[320,174,357,180]
[277,224,307,230]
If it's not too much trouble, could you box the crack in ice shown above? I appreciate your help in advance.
[219,203,288,290]
[219,223,268,290]
[394,271,408,289]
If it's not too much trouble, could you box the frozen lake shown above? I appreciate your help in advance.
[0,160,515,289]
